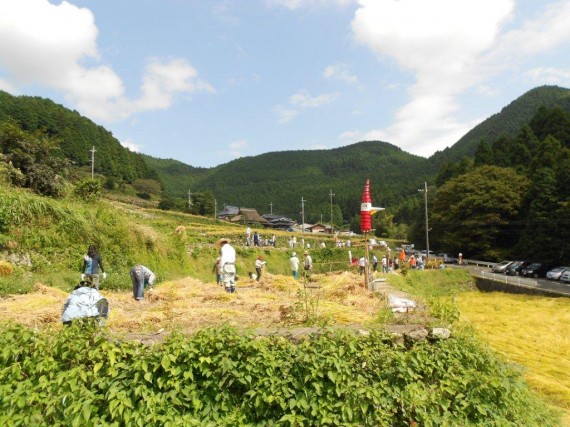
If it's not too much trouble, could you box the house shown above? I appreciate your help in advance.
[304,223,328,233]
[217,205,239,221]
[262,214,296,230]
[229,208,269,226]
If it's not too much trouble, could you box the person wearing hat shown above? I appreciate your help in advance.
[218,238,236,293]
[289,252,300,280]
[254,255,267,282]
[303,251,313,279]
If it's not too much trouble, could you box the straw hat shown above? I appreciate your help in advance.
[304,251,309,255]
[217,238,231,246]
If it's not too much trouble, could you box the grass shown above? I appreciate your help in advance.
[457,291,570,422]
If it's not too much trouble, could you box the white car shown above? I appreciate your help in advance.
[560,270,570,283]
[492,260,513,274]
[546,266,570,281]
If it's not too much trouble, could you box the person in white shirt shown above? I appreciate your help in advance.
[359,256,366,275]
[303,251,313,279]
[290,252,300,279]
[382,256,388,273]
[246,227,252,246]
[254,255,267,282]
[218,238,236,293]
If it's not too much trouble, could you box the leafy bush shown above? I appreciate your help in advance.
[74,178,102,201]
[0,323,559,426]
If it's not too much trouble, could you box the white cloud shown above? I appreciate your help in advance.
[265,0,354,10]
[229,139,248,149]
[350,0,516,154]
[275,105,300,124]
[275,90,339,123]
[349,0,570,155]
[0,0,214,123]
[323,63,358,85]
[525,67,570,86]
[289,91,339,108]
[120,139,141,152]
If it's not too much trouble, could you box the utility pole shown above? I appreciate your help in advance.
[269,202,273,215]
[89,146,96,179]
[418,182,430,258]
[188,190,193,209]
[329,189,335,234]
[301,197,306,233]
[214,199,217,220]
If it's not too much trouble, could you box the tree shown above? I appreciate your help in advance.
[516,168,559,261]
[431,166,529,260]
[0,119,68,197]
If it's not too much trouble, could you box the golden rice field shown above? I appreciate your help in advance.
[457,291,570,423]
[0,271,389,334]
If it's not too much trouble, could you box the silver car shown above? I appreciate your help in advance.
[561,270,570,283]
[492,260,513,274]
[546,266,570,281]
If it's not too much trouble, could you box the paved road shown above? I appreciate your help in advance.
[452,264,570,297]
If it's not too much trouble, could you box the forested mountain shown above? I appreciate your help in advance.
[141,154,209,197]
[190,141,430,226]
[0,91,157,182]
[429,85,570,166]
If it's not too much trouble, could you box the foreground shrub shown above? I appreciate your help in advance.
[0,322,559,426]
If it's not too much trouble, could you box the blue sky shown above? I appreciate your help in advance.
[1,0,570,168]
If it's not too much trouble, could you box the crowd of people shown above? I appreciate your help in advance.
[67,229,440,323]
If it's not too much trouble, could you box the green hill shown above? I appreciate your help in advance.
[190,141,430,223]
[141,154,210,198]
[0,91,157,183]
[429,85,570,166]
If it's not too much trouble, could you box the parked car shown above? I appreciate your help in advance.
[505,260,531,276]
[437,253,458,264]
[561,270,570,283]
[521,263,555,278]
[492,260,513,274]
[546,266,570,281]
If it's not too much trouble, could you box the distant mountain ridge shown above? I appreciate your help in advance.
[429,85,570,166]
[2,85,569,222]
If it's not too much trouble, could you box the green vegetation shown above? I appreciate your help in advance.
[432,104,570,262]
[0,321,559,426]
[0,184,190,295]
[430,85,570,165]
[0,91,157,183]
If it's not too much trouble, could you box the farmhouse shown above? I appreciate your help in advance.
[262,214,296,230]
[227,208,269,226]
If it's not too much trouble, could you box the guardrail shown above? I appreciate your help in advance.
[474,270,538,287]
[462,259,495,268]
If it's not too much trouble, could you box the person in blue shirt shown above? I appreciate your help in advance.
[81,245,106,290]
